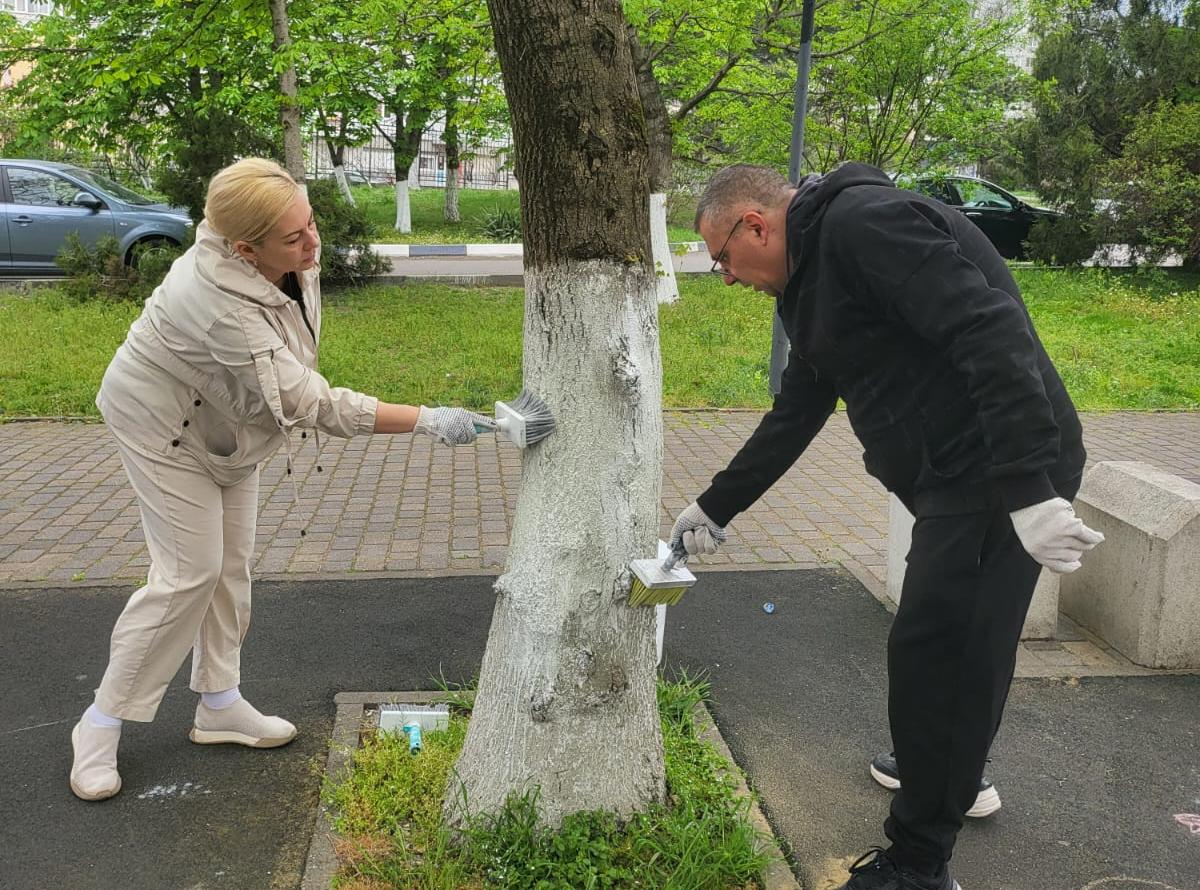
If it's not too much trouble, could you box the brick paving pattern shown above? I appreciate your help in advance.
[3,411,1198,678]
[4,410,1197,588]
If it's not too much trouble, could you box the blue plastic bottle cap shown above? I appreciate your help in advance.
[763,602,775,614]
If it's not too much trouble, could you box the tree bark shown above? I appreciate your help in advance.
[444,111,461,223]
[629,26,678,303]
[447,0,664,829]
[268,0,305,185]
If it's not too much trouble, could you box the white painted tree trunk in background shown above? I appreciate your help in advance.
[333,166,355,206]
[394,179,412,233]
[445,171,461,222]
[450,261,666,826]
[650,192,679,304]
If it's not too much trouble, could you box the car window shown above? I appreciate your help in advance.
[956,180,1013,210]
[63,166,156,205]
[7,168,85,207]
[909,178,961,206]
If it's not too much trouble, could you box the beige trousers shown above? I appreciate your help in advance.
[95,433,258,722]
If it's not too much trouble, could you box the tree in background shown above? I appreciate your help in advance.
[1018,0,1199,265]
[0,0,281,215]
[448,0,666,828]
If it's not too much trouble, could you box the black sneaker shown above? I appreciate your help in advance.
[869,751,1001,818]
[839,848,962,889]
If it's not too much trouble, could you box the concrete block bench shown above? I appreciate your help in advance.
[886,495,1059,640]
[1061,461,1200,670]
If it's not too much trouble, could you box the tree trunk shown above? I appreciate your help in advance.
[325,130,355,205]
[392,111,427,233]
[268,0,305,186]
[444,113,461,223]
[629,26,678,303]
[447,0,664,829]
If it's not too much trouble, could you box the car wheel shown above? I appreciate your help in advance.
[126,237,179,269]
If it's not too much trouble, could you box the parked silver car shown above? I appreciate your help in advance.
[0,159,193,275]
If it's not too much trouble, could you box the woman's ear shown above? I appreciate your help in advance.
[231,240,258,265]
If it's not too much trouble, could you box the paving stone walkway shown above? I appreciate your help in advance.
[3,410,1198,675]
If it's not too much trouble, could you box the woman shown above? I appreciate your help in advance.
[70,158,490,801]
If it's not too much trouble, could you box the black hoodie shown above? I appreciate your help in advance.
[697,163,1085,526]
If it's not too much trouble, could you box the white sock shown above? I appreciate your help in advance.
[201,687,242,710]
[84,703,122,728]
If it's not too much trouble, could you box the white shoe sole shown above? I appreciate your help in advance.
[189,727,296,748]
[870,763,1001,818]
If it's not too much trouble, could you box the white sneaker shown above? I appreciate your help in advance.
[70,717,122,801]
[189,698,297,748]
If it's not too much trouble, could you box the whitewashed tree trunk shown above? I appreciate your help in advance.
[445,168,461,222]
[451,262,665,826]
[448,0,665,830]
[333,165,355,206]
[650,192,679,303]
[394,179,412,233]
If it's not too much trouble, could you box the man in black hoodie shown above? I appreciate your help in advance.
[670,163,1104,890]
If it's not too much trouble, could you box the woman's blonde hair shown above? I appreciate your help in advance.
[204,158,299,245]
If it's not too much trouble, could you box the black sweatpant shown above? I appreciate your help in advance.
[882,478,1080,872]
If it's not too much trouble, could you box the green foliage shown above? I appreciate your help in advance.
[627,0,1024,176]
[1096,100,1200,266]
[473,205,522,243]
[4,271,1198,418]
[1024,215,1098,266]
[306,179,390,285]
[1018,0,1200,262]
[323,675,769,889]
[53,232,185,303]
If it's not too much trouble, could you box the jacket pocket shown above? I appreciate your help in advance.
[857,413,925,494]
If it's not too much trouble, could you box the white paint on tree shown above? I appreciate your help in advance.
[650,192,678,304]
[333,165,355,206]
[394,179,412,233]
[450,260,666,827]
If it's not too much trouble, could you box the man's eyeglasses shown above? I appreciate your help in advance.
[709,218,742,275]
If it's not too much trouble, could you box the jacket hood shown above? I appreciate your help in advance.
[193,220,291,308]
[789,162,895,233]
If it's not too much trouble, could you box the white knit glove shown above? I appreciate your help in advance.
[414,406,495,445]
[1009,497,1104,574]
[670,501,728,556]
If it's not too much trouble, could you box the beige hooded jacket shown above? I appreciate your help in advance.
[97,221,378,486]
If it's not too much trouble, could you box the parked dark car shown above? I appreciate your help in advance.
[898,173,1062,260]
[0,159,192,276]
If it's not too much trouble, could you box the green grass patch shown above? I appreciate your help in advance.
[356,186,698,245]
[1014,267,1200,410]
[324,675,770,889]
[1,268,1196,418]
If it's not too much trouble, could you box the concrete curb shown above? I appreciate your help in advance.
[369,241,705,258]
[302,691,801,890]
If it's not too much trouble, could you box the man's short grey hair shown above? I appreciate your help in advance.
[694,164,794,231]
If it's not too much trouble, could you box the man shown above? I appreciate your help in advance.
[669,163,1103,890]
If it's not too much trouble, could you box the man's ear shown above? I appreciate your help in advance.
[743,209,770,243]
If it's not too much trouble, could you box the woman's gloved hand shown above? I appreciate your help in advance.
[414,406,496,445]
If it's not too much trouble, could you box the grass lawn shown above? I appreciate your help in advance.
[356,185,700,245]
[324,676,770,889]
[0,268,1196,418]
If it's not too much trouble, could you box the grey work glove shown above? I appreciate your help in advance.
[414,406,495,445]
[670,501,728,556]
[1009,497,1104,574]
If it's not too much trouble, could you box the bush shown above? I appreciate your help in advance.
[473,204,522,242]
[55,233,186,303]
[1025,214,1099,266]
[307,179,390,285]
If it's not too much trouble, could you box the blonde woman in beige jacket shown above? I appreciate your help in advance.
[70,158,492,801]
